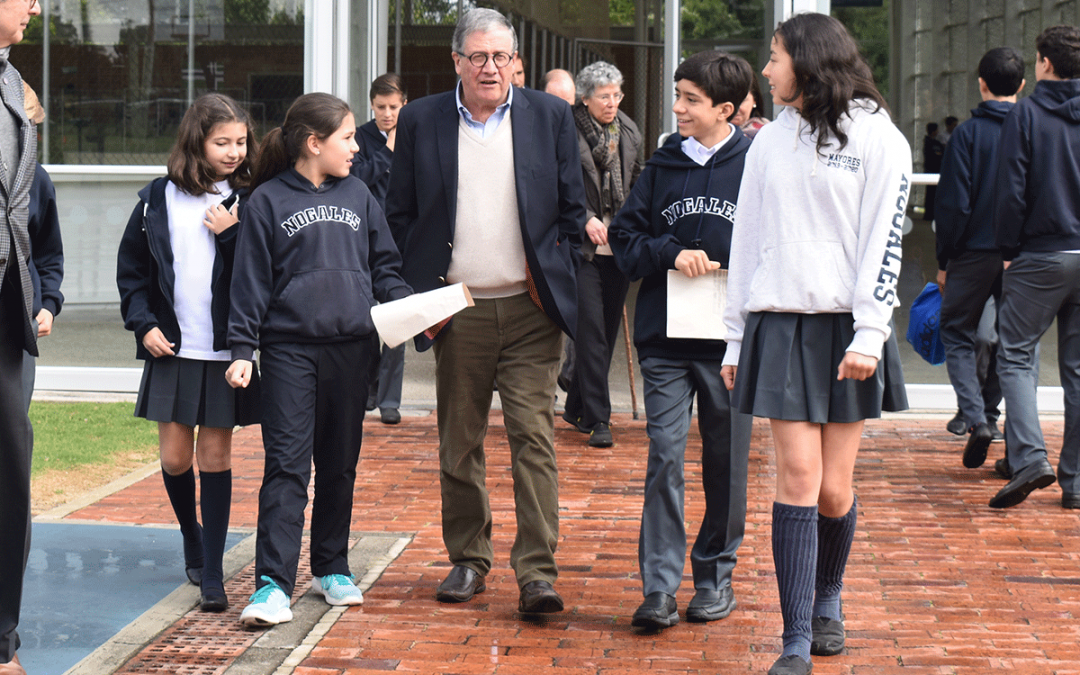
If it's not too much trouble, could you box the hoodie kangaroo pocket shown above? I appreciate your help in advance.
[272,269,371,338]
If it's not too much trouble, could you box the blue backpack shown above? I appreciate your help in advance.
[906,282,946,365]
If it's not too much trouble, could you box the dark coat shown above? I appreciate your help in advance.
[934,100,1012,270]
[994,78,1080,259]
[28,164,64,318]
[384,86,588,348]
[350,119,393,208]
[116,177,245,360]
[576,106,643,259]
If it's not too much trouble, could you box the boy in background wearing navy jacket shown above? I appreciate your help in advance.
[935,47,1024,472]
[991,25,1080,509]
[609,50,753,632]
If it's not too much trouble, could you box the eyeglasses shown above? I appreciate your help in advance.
[457,51,513,69]
[590,92,624,104]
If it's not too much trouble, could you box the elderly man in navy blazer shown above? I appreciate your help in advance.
[385,7,586,614]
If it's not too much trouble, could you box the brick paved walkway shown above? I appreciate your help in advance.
[67,412,1080,674]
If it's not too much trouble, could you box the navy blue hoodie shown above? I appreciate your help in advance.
[28,164,64,319]
[934,100,1013,270]
[228,168,412,362]
[350,119,392,209]
[994,78,1080,259]
[609,129,750,361]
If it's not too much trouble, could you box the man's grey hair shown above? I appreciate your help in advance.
[452,8,518,55]
[576,61,624,100]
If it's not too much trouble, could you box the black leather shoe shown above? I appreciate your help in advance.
[1063,492,1080,509]
[518,580,564,614]
[186,565,203,586]
[962,423,993,468]
[630,591,678,631]
[767,654,813,675]
[200,582,229,612]
[588,422,613,448]
[994,457,1013,480]
[435,565,486,603]
[946,410,966,436]
[380,408,401,425]
[810,615,845,655]
[988,421,1004,442]
[989,458,1056,508]
[686,585,735,622]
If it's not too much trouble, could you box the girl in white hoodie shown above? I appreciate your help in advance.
[720,13,911,675]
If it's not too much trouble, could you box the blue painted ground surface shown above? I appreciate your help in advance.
[17,522,243,675]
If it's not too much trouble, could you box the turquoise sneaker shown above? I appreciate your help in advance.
[239,576,293,627]
[311,573,364,606]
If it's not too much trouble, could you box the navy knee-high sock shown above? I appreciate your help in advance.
[162,466,203,568]
[814,495,857,622]
[772,502,818,662]
[199,469,232,588]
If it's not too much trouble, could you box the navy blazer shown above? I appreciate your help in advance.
[384,86,587,347]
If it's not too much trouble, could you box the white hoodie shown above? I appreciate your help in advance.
[722,102,912,367]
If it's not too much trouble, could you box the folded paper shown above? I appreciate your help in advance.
[666,269,727,340]
[371,283,474,348]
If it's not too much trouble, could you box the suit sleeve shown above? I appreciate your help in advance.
[609,165,683,281]
[554,103,586,251]
[29,168,64,317]
[993,106,1029,261]
[384,108,419,256]
[116,199,156,342]
[227,199,274,362]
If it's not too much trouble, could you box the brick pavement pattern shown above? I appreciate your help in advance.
[69,413,1080,674]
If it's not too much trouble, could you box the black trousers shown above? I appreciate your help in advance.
[0,272,31,662]
[564,255,630,428]
[254,339,373,597]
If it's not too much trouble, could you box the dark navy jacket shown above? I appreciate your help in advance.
[116,177,244,360]
[384,86,586,349]
[934,100,1013,270]
[228,169,412,362]
[350,119,392,208]
[994,79,1080,260]
[28,163,64,318]
[609,129,750,361]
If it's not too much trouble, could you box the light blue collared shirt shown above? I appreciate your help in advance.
[455,82,514,139]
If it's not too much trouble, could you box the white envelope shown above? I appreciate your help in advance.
[666,269,727,340]
[370,283,474,348]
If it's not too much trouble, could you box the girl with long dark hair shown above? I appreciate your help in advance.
[720,14,911,675]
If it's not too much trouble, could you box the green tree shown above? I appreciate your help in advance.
[225,0,270,24]
[832,0,890,98]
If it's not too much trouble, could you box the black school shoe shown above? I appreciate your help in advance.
[200,581,229,612]
[685,585,736,622]
[768,655,813,675]
[962,423,993,469]
[989,458,1056,508]
[588,422,613,448]
[946,410,966,436]
[631,592,678,632]
[810,616,845,656]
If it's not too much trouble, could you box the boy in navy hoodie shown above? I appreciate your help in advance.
[991,25,1080,510]
[609,50,753,632]
[935,47,1024,472]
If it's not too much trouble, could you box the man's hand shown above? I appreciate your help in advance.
[35,308,53,337]
[674,249,721,278]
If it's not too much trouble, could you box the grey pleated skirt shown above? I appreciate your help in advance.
[134,357,260,428]
[732,311,908,424]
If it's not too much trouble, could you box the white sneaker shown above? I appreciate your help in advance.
[311,573,364,606]
[240,576,293,627]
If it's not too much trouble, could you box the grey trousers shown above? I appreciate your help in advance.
[997,251,1080,492]
[637,356,752,597]
[940,251,1003,429]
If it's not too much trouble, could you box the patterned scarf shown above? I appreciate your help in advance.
[573,102,625,217]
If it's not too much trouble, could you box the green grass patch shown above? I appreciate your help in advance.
[29,401,159,477]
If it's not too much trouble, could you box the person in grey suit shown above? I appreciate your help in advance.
[385,8,587,614]
[0,1,45,673]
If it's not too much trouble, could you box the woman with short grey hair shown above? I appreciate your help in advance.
[561,60,641,449]
[575,61,624,101]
